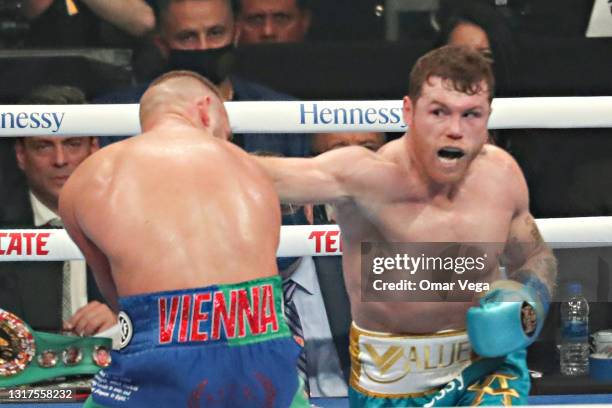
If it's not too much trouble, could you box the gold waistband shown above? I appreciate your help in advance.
[350,322,467,339]
[349,322,473,398]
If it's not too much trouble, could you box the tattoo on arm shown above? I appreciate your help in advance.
[511,254,557,299]
[528,216,544,244]
[503,236,525,268]
[506,215,557,296]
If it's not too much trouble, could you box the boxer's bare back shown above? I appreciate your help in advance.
[59,74,280,311]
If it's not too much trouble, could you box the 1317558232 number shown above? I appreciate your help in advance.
[7,388,74,401]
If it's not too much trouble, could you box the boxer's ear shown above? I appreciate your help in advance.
[197,96,212,128]
[402,96,414,128]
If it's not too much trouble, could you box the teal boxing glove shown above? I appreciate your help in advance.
[467,277,551,358]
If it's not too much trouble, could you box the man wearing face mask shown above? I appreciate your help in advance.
[278,202,350,398]
[97,0,310,157]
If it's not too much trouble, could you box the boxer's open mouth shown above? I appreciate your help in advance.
[437,147,465,162]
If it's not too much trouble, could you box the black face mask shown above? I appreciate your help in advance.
[167,44,236,85]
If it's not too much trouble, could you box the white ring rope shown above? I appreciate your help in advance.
[2,97,612,136]
[1,217,611,261]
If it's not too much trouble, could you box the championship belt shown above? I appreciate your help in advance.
[0,309,112,387]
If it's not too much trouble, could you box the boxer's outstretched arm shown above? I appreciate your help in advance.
[255,146,379,205]
[59,181,120,312]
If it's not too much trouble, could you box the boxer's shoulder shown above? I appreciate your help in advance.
[475,145,525,190]
[479,144,521,172]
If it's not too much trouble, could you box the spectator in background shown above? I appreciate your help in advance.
[18,0,154,47]
[236,0,311,44]
[98,0,310,157]
[311,131,386,224]
[435,0,517,95]
[0,85,116,335]
[311,131,386,156]
[445,19,491,57]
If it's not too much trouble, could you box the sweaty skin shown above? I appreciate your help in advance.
[59,76,281,311]
[257,76,556,334]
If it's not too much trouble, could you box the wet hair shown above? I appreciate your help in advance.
[409,45,495,103]
[149,69,224,100]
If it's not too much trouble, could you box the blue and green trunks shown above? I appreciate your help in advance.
[85,276,308,408]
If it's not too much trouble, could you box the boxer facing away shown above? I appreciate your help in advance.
[256,46,557,407]
[59,71,308,408]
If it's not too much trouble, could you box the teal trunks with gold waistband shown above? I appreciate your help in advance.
[348,322,531,407]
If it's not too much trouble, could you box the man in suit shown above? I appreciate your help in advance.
[0,85,116,335]
[279,202,351,397]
